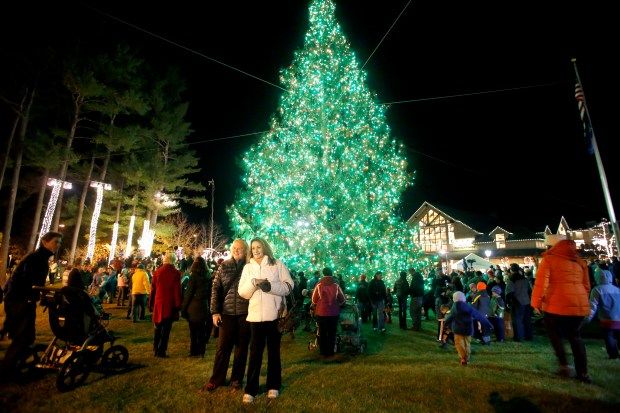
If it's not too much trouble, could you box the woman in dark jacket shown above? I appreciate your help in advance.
[182,256,213,357]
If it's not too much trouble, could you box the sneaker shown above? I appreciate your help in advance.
[267,389,279,399]
[380,328,386,333]
[242,394,255,403]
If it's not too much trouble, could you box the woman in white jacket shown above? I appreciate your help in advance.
[238,237,293,404]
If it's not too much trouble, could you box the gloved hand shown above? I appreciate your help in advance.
[257,280,271,293]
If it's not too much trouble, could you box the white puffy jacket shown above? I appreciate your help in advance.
[238,256,293,322]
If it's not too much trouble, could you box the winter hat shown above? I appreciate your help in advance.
[476,281,487,291]
[491,286,502,295]
[544,233,567,247]
[453,291,466,302]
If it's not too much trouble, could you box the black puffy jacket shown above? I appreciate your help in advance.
[4,247,54,303]
[210,258,248,316]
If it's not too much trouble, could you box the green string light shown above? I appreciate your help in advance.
[229,0,426,284]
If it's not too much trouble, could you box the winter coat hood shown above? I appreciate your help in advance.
[595,270,613,286]
[544,240,579,261]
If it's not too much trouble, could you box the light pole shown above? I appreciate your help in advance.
[208,179,215,249]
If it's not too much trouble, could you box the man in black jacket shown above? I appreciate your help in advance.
[393,271,410,329]
[203,239,250,391]
[368,271,387,332]
[409,268,425,331]
[1,231,62,379]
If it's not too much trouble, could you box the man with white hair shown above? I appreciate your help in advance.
[202,239,251,392]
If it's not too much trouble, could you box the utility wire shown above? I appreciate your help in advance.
[362,0,413,69]
[383,82,561,105]
[84,4,286,91]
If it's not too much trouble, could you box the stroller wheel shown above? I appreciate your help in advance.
[102,345,129,370]
[56,353,90,392]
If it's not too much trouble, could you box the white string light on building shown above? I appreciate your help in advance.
[124,215,136,258]
[86,181,112,260]
[37,178,72,248]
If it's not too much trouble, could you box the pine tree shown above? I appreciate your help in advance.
[229,0,426,279]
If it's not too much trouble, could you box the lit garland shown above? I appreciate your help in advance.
[86,181,111,260]
[109,222,119,263]
[125,215,136,258]
[37,178,72,248]
[228,0,425,285]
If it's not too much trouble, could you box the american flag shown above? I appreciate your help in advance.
[574,82,594,154]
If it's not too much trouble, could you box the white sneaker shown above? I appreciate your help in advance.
[267,389,279,399]
[242,394,254,404]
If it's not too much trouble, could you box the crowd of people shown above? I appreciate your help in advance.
[1,231,619,399]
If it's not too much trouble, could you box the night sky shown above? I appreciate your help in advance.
[2,1,617,238]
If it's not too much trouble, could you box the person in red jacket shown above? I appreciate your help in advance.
[311,267,346,357]
[150,253,183,358]
[531,234,591,383]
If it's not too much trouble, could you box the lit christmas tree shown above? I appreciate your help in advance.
[229,0,427,279]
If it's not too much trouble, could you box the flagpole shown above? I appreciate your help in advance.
[571,58,620,255]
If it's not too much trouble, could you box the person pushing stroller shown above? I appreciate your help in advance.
[311,267,346,358]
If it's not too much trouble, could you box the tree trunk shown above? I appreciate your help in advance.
[27,168,50,252]
[0,88,35,283]
[52,93,82,231]
[150,142,169,228]
[0,112,21,190]
[68,155,95,264]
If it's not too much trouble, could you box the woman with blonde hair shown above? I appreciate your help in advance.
[238,238,294,403]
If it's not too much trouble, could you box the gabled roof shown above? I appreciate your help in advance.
[407,201,483,235]
[544,225,552,235]
[558,216,570,233]
[489,226,513,236]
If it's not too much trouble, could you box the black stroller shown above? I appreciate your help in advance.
[26,286,129,391]
[308,302,367,354]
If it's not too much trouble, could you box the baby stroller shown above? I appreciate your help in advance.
[308,302,367,354]
[27,286,129,391]
[336,302,366,354]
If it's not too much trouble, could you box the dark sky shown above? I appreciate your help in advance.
[3,0,618,237]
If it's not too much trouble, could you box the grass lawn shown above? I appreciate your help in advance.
[1,303,619,413]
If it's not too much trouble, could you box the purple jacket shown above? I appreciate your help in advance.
[312,276,346,316]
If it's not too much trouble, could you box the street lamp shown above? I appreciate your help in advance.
[484,249,492,262]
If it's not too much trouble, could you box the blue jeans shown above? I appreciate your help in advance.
[371,300,385,330]
[603,328,619,359]
[511,303,532,341]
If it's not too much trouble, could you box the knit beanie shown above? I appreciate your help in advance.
[453,291,466,302]
[477,281,487,291]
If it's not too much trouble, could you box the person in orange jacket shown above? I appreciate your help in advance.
[531,234,591,383]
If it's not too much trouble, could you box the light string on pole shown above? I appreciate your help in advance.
[125,214,136,258]
[86,181,112,260]
[37,178,72,248]
[109,222,119,263]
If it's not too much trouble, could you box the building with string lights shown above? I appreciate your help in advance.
[407,201,616,270]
